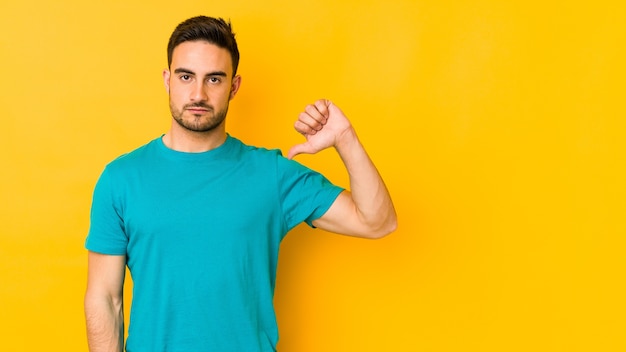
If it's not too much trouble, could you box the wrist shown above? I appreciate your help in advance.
[334,127,360,153]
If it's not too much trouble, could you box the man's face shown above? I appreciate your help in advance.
[163,40,240,133]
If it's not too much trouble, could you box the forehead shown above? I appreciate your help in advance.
[170,40,233,75]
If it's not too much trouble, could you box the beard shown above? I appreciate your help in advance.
[170,100,229,133]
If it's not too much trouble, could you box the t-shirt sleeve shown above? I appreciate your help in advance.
[85,167,128,255]
[276,156,344,230]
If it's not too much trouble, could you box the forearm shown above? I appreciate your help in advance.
[334,127,397,236]
[85,295,124,352]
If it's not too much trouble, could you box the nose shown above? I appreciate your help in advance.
[190,81,208,102]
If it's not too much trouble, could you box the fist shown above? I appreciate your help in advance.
[288,99,353,159]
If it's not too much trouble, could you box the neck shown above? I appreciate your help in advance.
[162,123,227,153]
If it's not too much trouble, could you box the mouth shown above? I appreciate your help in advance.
[187,108,208,113]
[185,105,212,114]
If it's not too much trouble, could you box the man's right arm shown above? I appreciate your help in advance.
[84,251,126,352]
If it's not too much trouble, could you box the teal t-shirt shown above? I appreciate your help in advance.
[85,135,343,351]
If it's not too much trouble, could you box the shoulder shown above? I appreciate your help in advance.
[227,136,321,181]
[102,138,160,175]
[228,135,284,161]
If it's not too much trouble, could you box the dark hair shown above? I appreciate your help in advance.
[167,16,240,75]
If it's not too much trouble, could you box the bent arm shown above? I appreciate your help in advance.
[313,127,397,238]
[289,100,397,239]
[84,251,126,352]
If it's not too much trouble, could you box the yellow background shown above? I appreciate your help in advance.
[1,0,625,351]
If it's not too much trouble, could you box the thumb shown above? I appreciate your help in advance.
[287,142,313,160]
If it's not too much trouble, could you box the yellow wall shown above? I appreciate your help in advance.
[1,1,625,350]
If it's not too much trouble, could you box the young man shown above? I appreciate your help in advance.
[84,16,396,351]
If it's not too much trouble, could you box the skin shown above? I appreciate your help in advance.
[289,100,397,238]
[161,40,241,152]
[85,39,397,352]
[84,253,125,351]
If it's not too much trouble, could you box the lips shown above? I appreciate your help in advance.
[185,105,212,114]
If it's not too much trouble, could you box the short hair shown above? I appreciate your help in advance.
[167,16,240,75]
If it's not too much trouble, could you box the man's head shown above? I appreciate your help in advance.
[167,16,240,76]
[163,16,242,134]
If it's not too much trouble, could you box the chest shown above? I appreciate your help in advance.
[121,163,282,255]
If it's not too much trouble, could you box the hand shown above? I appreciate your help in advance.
[287,99,353,159]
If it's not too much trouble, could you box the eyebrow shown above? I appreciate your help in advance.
[173,68,228,78]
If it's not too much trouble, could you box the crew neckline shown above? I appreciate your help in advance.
[155,134,236,161]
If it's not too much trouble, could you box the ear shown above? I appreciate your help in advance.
[163,69,171,93]
[229,75,242,100]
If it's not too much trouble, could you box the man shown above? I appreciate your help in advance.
[84,16,396,352]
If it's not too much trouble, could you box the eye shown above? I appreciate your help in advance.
[180,74,191,81]
[208,77,222,84]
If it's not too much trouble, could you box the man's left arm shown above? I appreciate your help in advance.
[288,99,397,239]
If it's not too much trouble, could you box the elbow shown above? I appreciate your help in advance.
[366,201,398,239]
[385,215,399,236]
[84,290,124,317]
[362,213,398,240]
